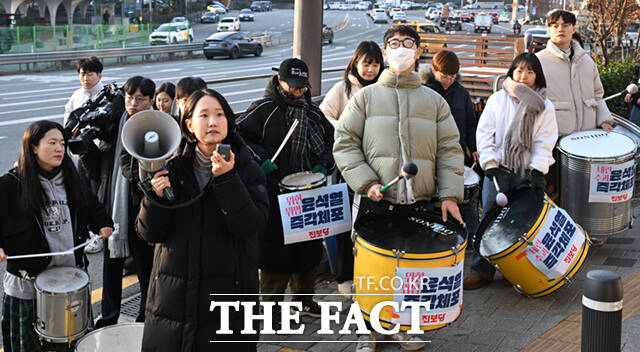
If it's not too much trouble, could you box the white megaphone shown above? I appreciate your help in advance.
[121,110,182,201]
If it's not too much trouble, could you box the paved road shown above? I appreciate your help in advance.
[0,9,533,347]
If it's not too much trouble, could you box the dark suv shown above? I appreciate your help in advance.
[251,1,272,12]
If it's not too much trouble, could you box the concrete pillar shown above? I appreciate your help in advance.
[45,0,63,25]
[292,0,323,96]
[77,0,89,21]
[36,0,47,18]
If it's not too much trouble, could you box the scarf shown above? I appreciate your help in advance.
[502,77,547,177]
[276,84,325,171]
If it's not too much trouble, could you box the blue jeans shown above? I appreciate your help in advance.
[459,200,479,244]
[631,105,640,126]
[470,173,523,280]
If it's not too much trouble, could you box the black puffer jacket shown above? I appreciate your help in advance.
[136,132,269,352]
[420,68,478,166]
[0,168,112,278]
[236,76,335,274]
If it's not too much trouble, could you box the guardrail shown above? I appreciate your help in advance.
[0,42,203,66]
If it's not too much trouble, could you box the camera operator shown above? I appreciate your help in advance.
[95,76,156,328]
[64,57,104,128]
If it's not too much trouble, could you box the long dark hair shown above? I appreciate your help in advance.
[344,41,384,98]
[180,89,236,143]
[16,120,86,216]
[506,53,547,89]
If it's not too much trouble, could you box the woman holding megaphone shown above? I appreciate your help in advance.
[137,88,269,352]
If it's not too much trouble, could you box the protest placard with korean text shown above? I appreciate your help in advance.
[278,183,351,245]
[589,161,635,203]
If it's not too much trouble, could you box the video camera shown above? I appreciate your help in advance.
[64,82,125,155]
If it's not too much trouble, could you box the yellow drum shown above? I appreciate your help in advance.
[478,187,590,298]
[353,213,466,331]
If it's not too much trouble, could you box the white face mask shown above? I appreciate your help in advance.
[386,47,416,72]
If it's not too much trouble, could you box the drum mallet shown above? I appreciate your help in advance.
[271,119,299,162]
[381,162,418,192]
[603,83,638,101]
[581,270,623,352]
[492,177,509,207]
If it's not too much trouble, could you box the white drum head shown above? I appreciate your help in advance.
[464,166,480,186]
[75,323,144,352]
[35,267,89,293]
[281,172,325,187]
[558,130,636,158]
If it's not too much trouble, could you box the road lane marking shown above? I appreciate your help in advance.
[0,97,68,108]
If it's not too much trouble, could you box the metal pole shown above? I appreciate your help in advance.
[293,0,323,96]
[511,0,518,24]
[149,0,152,27]
[581,270,623,352]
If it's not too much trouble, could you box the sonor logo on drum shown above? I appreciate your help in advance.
[408,217,456,236]
[65,300,83,313]
[569,132,607,140]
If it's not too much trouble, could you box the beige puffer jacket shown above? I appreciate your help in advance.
[536,40,612,137]
[319,74,362,125]
[333,69,464,204]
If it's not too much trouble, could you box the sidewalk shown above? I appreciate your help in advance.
[249,204,640,352]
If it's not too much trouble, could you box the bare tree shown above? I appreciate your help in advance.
[580,0,639,66]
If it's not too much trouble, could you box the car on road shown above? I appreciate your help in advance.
[200,12,219,24]
[393,11,408,24]
[524,27,550,52]
[498,13,510,23]
[218,17,241,31]
[426,7,437,19]
[445,16,462,31]
[239,9,255,21]
[203,31,263,59]
[322,24,334,44]
[459,11,471,22]
[250,1,272,12]
[150,23,193,45]
[356,1,372,10]
[207,4,227,14]
[474,13,492,33]
[170,17,189,26]
[372,10,388,24]
[389,7,402,17]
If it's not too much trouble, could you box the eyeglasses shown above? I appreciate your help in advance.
[288,86,308,94]
[125,95,150,104]
[386,38,416,49]
[435,72,456,82]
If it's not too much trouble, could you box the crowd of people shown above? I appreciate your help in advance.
[0,8,617,352]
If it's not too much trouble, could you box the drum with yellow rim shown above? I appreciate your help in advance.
[478,187,590,298]
[353,212,466,331]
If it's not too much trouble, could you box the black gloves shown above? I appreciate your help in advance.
[525,169,546,190]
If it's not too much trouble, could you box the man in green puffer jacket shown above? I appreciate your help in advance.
[333,25,464,352]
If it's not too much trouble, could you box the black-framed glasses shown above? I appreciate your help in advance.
[386,38,416,49]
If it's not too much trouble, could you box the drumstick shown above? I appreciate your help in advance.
[492,176,509,207]
[6,238,98,260]
[272,119,299,162]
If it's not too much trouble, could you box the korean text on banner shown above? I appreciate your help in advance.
[278,183,352,245]
[392,261,463,327]
[526,206,585,279]
[589,161,635,203]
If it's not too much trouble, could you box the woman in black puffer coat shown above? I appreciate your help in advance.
[137,89,269,352]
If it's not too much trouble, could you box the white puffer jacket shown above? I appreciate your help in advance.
[319,74,362,125]
[476,89,558,174]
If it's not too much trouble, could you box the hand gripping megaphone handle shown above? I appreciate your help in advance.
[163,186,175,202]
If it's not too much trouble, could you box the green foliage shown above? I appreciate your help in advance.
[598,59,635,117]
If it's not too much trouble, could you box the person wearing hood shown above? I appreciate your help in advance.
[319,40,383,300]
[237,58,335,320]
[420,50,480,246]
[464,53,558,290]
[0,120,113,351]
[333,25,464,352]
[139,89,269,351]
[320,41,383,125]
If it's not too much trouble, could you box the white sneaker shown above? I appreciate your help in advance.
[355,333,377,352]
[390,331,425,351]
[84,235,103,254]
[338,280,353,300]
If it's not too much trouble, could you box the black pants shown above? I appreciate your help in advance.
[95,227,154,328]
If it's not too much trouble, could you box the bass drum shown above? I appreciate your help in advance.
[612,114,640,200]
[353,212,466,331]
[478,187,590,297]
[75,323,144,351]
